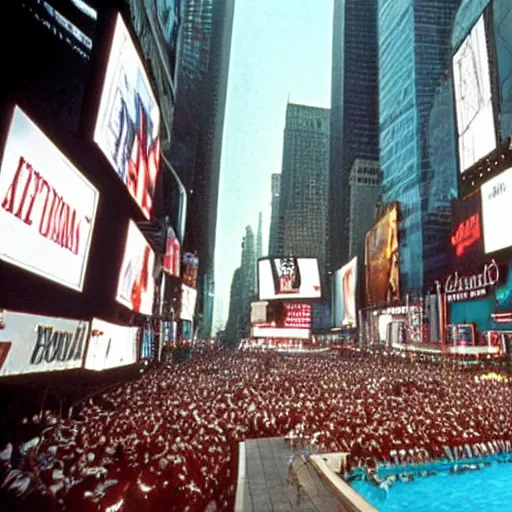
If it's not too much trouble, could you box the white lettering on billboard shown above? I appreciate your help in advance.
[0,310,89,377]
[0,107,99,291]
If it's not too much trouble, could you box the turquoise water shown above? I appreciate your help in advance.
[351,461,512,512]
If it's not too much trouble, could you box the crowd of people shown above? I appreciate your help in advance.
[1,349,511,510]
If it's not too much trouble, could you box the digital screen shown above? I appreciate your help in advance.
[0,310,89,377]
[182,252,199,288]
[84,318,138,371]
[250,302,311,332]
[93,13,160,219]
[450,192,484,266]
[481,166,512,253]
[116,220,156,316]
[0,106,99,291]
[453,15,496,173]
[163,227,180,277]
[180,285,197,322]
[365,204,400,306]
[258,258,321,300]
[141,327,156,359]
[335,256,358,327]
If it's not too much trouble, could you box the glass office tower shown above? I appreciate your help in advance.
[379,0,460,296]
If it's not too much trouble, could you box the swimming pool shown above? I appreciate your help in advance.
[350,459,512,512]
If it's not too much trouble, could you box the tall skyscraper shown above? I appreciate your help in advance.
[224,225,256,345]
[328,0,379,273]
[268,174,281,256]
[256,212,263,262]
[277,103,330,285]
[171,0,235,338]
[379,0,459,295]
[348,159,381,260]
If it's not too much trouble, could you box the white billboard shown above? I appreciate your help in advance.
[0,107,99,291]
[453,15,496,173]
[180,285,197,322]
[336,257,358,328]
[93,13,160,219]
[258,258,321,300]
[481,166,512,253]
[251,326,310,340]
[116,220,156,316]
[84,318,138,371]
[0,310,89,377]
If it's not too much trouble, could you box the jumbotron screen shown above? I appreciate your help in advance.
[250,302,311,339]
[258,257,321,300]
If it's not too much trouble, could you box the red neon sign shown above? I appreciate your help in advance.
[451,213,481,257]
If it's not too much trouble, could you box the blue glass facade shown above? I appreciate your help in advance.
[378,0,459,296]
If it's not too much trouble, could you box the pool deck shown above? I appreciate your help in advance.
[235,437,365,512]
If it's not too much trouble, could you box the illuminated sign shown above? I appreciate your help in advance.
[180,285,197,322]
[0,310,89,377]
[451,213,481,256]
[0,107,99,291]
[283,303,311,329]
[444,259,500,303]
[163,227,180,277]
[258,258,321,300]
[481,167,512,253]
[116,220,156,316]
[250,327,310,340]
[93,13,160,219]
[182,252,199,288]
[335,257,358,327]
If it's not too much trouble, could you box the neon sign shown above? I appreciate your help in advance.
[451,213,481,257]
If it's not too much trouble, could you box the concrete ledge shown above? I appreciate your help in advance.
[310,454,378,512]
[234,441,246,512]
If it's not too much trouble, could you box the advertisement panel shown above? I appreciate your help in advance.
[453,14,496,173]
[163,227,180,277]
[116,220,156,316]
[84,318,138,371]
[182,252,199,288]
[0,107,99,291]
[250,302,311,330]
[258,258,321,300]
[481,166,512,253]
[450,192,484,266]
[250,301,268,325]
[93,13,160,220]
[180,284,197,322]
[0,310,89,377]
[365,204,400,306]
[335,257,358,327]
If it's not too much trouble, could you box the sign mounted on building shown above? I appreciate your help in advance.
[444,260,501,303]
[481,166,512,254]
[0,310,89,377]
[0,107,99,291]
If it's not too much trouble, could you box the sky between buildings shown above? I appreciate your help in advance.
[212,0,334,332]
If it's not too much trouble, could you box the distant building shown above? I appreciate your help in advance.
[348,159,381,261]
[224,267,242,346]
[170,0,235,338]
[277,103,330,286]
[256,211,263,262]
[378,0,459,295]
[328,0,379,273]
[268,174,281,256]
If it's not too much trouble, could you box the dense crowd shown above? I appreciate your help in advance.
[1,349,511,511]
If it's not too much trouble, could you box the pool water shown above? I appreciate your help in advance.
[351,460,512,512]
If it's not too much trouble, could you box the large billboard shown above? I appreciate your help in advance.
[335,257,358,327]
[163,227,180,277]
[365,204,400,306]
[0,310,89,377]
[0,106,99,291]
[182,252,199,288]
[180,285,197,322]
[116,220,156,316]
[258,258,321,300]
[93,13,160,219]
[84,318,138,371]
[450,191,484,267]
[481,166,512,254]
[453,14,496,173]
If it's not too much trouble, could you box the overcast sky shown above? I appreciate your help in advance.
[212,0,333,332]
